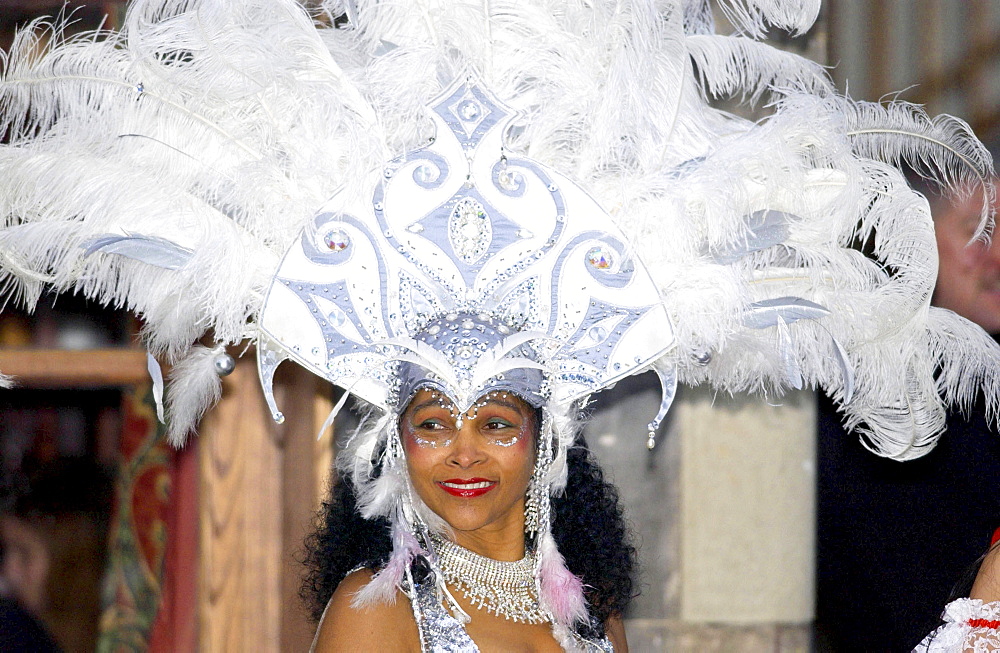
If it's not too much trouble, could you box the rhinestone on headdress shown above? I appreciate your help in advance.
[458,99,481,122]
[448,197,492,263]
[413,163,439,185]
[586,246,613,270]
[328,306,348,327]
[323,229,350,252]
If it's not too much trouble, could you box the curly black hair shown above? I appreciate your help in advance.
[300,437,636,631]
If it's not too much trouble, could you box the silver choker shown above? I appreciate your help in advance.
[430,534,548,624]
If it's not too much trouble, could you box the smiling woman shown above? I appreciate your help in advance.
[302,340,636,651]
[4,0,1000,651]
[402,390,536,542]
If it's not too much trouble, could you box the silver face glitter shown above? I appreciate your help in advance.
[404,390,527,449]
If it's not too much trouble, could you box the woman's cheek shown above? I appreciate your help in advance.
[500,426,535,474]
[510,429,532,454]
[402,430,438,468]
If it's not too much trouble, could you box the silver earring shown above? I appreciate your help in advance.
[525,411,553,538]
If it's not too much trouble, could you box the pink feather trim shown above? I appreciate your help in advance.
[538,531,588,627]
[350,526,422,609]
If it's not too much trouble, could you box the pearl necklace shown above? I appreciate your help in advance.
[430,534,548,624]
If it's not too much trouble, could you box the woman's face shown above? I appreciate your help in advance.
[401,389,537,543]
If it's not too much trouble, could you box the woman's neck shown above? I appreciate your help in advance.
[450,514,527,561]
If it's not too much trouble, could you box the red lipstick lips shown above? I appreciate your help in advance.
[437,478,497,498]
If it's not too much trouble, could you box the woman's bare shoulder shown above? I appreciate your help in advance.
[971,543,1000,602]
[312,569,419,653]
[605,613,629,653]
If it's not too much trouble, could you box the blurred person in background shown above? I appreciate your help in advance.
[817,165,1000,652]
[0,457,114,653]
[932,182,1000,335]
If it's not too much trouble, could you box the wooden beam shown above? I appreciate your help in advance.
[276,365,332,651]
[197,353,332,652]
[0,349,148,386]
[198,355,284,652]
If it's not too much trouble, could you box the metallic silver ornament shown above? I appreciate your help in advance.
[214,352,236,376]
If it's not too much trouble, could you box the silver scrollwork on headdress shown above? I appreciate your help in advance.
[258,73,675,416]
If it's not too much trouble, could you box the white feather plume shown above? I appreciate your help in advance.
[834,96,996,239]
[712,0,821,38]
[164,344,225,445]
[687,33,833,104]
[0,0,997,461]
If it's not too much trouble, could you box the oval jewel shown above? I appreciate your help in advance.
[586,246,613,270]
[324,229,350,252]
[458,99,481,121]
[413,163,438,184]
[588,325,609,342]
[328,306,348,327]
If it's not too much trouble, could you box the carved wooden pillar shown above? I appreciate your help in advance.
[197,354,332,652]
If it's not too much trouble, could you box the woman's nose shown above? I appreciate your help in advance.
[446,422,487,467]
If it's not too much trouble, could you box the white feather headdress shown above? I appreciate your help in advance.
[0,1,996,455]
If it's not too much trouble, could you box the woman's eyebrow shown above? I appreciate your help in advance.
[409,398,451,413]
[483,399,521,412]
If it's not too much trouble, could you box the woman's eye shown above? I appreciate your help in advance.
[484,418,513,430]
[418,419,446,430]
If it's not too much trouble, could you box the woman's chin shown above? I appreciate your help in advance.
[431,502,522,540]
[435,508,499,534]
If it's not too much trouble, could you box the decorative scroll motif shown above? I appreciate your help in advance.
[258,73,675,412]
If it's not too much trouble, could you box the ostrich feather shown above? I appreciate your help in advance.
[681,0,716,36]
[351,523,422,608]
[833,97,996,239]
[713,0,821,38]
[844,368,947,462]
[537,529,588,628]
[163,344,225,445]
[356,463,407,520]
[926,308,1000,422]
[687,33,833,105]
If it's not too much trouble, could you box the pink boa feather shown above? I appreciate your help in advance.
[350,526,422,608]
[538,530,588,627]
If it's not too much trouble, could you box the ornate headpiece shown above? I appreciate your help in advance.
[2,0,1000,638]
[258,74,674,431]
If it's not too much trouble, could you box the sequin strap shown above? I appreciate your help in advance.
[406,566,479,653]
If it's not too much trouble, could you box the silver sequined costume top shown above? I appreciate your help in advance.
[406,570,614,652]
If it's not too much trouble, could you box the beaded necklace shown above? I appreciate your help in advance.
[430,533,548,624]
